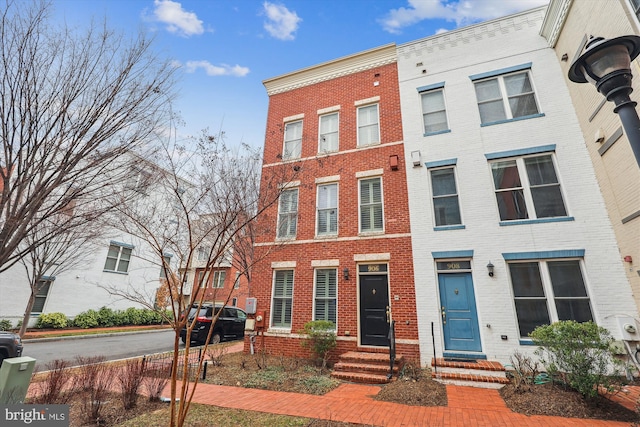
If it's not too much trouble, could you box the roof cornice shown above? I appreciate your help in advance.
[263,43,397,96]
[540,0,572,47]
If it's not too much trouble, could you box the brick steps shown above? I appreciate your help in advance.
[431,357,509,389]
[331,350,404,384]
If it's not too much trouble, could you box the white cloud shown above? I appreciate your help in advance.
[183,60,250,77]
[153,0,204,37]
[262,2,301,41]
[379,0,549,34]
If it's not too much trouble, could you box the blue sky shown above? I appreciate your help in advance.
[52,0,549,149]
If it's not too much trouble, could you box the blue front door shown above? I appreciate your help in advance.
[438,272,481,352]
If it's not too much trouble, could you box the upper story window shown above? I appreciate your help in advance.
[508,257,592,337]
[490,153,567,222]
[277,188,299,239]
[419,83,449,134]
[319,113,339,153]
[472,65,540,126]
[104,242,133,273]
[31,278,53,314]
[317,183,338,236]
[357,104,380,146]
[212,270,226,288]
[630,0,640,21]
[197,246,210,261]
[359,177,383,233]
[430,166,462,227]
[159,254,171,278]
[283,120,302,160]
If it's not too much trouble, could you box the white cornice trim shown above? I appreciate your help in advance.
[263,44,397,95]
[540,0,572,47]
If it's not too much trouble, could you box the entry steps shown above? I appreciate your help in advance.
[331,349,404,384]
[431,357,509,389]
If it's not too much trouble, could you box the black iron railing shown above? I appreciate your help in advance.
[387,320,396,380]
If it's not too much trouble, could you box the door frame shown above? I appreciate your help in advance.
[436,259,482,353]
[357,263,391,347]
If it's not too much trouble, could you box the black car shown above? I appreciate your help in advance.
[180,304,246,345]
[0,331,23,367]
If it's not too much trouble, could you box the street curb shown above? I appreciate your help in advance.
[23,328,173,343]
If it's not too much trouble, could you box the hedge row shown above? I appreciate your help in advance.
[35,307,170,329]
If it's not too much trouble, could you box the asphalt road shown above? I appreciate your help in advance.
[23,330,178,370]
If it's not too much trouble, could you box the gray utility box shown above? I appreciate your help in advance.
[0,357,36,404]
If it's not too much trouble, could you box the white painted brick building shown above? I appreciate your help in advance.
[398,6,638,365]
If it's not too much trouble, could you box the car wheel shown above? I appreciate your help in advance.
[210,332,222,344]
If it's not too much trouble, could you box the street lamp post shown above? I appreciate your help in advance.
[568,35,640,167]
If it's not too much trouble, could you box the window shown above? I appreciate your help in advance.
[490,154,567,221]
[272,270,294,328]
[421,89,448,133]
[197,246,210,261]
[314,269,337,325]
[631,0,640,21]
[212,271,226,288]
[159,255,171,278]
[357,104,379,146]
[509,259,592,337]
[31,279,53,314]
[104,243,132,273]
[359,177,383,232]
[234,272,241,289]
[127,168,151,194]
[319,113,339,152]
[283,121,302,159]
[430,167,461,226]
[474,71,539,124]
[317,183,337,235]
[277,189,299,238]
[198,271,206,288]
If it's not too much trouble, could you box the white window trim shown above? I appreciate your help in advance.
[358,176,385,234]
[312,268,338,329]
[355,169,383,179]
[318,112,339,153]
[212,270,226,288]
[429,165,463,228]
[356,103,381,147]
[317,105,340,115]
[270,269,294,331]
[276,188,299,239]
[104,243,133,274]
[283,120,303,160]
[316,182,338,237]
[421,88,450,134]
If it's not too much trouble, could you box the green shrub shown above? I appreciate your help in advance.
[97,307,116,327]
[124,307,144,325]
[73,310,99,329]
[37,312,69,329]
[530,320,620,399]
[0,319,12,331]
[300,320,337,370]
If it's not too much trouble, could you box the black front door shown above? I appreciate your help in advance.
[359,274,389,346]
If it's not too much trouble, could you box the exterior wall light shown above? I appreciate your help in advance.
[343,268,349,280]
[568,35,640,167]
[487,262,495,277]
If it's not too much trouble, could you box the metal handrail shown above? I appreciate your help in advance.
[387,320,396,380]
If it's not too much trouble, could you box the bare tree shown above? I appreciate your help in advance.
[0,0,176,272]
[104,128,300,427]
[17,198,105,336]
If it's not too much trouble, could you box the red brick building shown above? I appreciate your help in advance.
[248,44,420,366]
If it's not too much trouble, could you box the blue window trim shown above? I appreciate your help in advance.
[417,81,445,92]
[519,339,536,346]
[110,240,134,250]
[434,225,465,231]
[442,352,487,360]
[40,275,56,281]
[480,113,545,127]
[425,158,457,169]
[502,249,585,261]
[485,144,556,160]
[432,250,473,259]
[499,217,575,226]
[469,63,532,81]
[424,129,451,137]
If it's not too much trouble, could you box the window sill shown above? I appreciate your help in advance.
[433,225,465,231]
[357,142,381,148]
[519,339,535,346]
[358,230,385,237]
[315,234,338,240]
[481,113,545,127]
[423,129,451,137]
[499,217,574,226]
[275,236,297,242]
[103,270,129,275]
